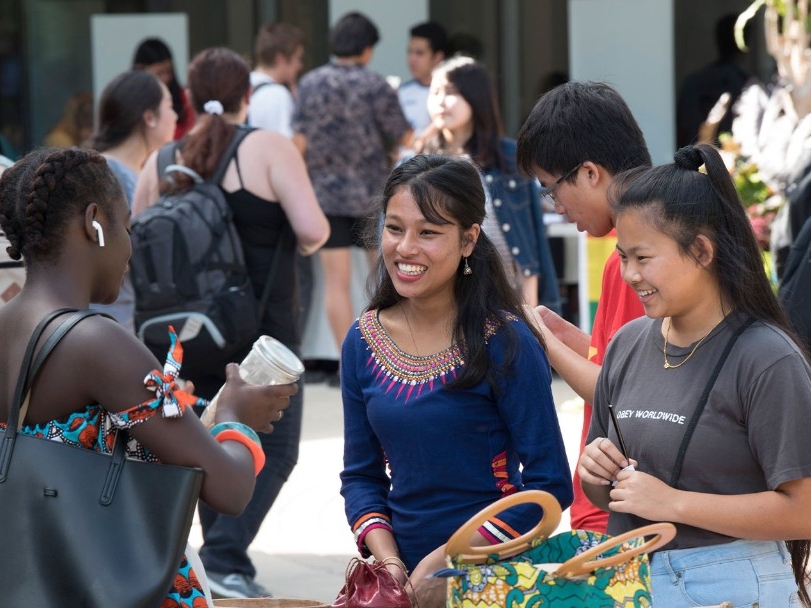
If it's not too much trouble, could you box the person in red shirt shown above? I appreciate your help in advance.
[516,81,651,532]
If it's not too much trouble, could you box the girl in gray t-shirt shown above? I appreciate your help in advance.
[579,143,811,607]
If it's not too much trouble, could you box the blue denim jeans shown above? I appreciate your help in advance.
[198,381,303,578]
[651,539,800,607]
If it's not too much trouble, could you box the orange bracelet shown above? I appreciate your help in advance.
[211,427,266,476]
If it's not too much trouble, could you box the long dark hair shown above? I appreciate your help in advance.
[132,37,188,127]
[89,71,163,152]
[612,143,810,602]
[516,81,651,179]
[424,56,505,171]
[366,155,545,389]
[168,47,250,191]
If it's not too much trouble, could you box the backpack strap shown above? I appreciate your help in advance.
[156,141,180,182]
[250,81,283,97]
[256,227,292,321]
[155,127,254,186]
[208,126,255,186]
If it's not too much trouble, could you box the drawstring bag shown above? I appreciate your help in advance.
[441,490,675,608]
[331,557,412,608]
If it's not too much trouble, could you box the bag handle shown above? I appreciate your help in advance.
[4,307,77,433]
[0,309,103,482]
[445,490,562,564]
[554,522,676,577]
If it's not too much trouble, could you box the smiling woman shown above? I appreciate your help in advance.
[581,143,811,607]
[338,154,574,608]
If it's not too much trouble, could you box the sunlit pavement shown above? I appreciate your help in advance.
[189,377,584,603]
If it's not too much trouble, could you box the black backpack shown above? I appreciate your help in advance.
[130,126,261,368]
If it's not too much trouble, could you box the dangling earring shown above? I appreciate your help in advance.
[462,256,472,276]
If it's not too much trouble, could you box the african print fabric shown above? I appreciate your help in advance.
[3,327,209,607]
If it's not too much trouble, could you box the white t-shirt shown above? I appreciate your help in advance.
[398,79,431,135]
[248,71,294,139]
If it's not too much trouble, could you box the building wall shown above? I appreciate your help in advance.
[1,0,758,158]
[569,0,675,164]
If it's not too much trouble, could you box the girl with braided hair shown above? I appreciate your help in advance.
[0,147,297,606]
[579,143,811,605]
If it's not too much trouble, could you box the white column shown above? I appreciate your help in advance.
[568,0,675,164]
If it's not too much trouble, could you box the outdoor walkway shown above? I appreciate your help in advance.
[188,377,584,603]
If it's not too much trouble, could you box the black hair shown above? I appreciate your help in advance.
[329,12,379,57]
[516,81,651,179]
[423,56,504,171]
[0,147,123,265]
[132,37,187,127]
[613,144,788,328]
[409,21,449,56]
[366,155,545,389]
[89,70,164,152]
[611,144,810,604]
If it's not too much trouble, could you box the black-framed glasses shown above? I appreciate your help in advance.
[539,163,582,202]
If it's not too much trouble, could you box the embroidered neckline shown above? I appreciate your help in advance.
[357,310,506,401]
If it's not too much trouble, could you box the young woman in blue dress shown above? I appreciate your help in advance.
[339,155,573,607]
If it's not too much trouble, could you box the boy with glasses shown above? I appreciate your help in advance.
[516,81,651,533]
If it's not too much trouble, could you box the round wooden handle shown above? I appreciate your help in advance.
[445,490,562,564]
[554,522,676,577]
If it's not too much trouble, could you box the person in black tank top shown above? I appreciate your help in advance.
[132,47,329,600]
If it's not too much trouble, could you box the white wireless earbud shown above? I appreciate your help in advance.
[91,220,105,247]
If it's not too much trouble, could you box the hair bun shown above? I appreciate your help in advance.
[674,146,703,171]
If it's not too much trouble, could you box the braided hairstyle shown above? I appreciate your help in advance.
[0,147,122,265]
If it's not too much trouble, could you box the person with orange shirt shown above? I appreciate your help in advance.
[516,81,650,533]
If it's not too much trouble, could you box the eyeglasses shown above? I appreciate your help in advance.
[539,163,582,203]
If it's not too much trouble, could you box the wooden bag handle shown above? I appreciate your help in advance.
[445,490,562,564]
[555,522,676,577]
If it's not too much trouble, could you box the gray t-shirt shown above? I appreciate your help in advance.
[589,312,811,550]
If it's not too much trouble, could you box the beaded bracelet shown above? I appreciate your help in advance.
[210,422,265,476]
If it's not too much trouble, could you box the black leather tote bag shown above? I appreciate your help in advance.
[0,309,204,607]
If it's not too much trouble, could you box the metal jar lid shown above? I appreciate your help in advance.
[253,335,304,384]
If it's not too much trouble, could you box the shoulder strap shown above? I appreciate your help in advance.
[0,309,104,481]
[256,228,291,320]
[5,308,76,431]
[250,81,282,97]
[208,126,255,185]
[156,141,180,182]
[668,317,756,487]
[17,311,108,430]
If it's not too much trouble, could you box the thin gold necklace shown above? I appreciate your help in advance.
[402,306,421,356]
[662,318,713,369]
